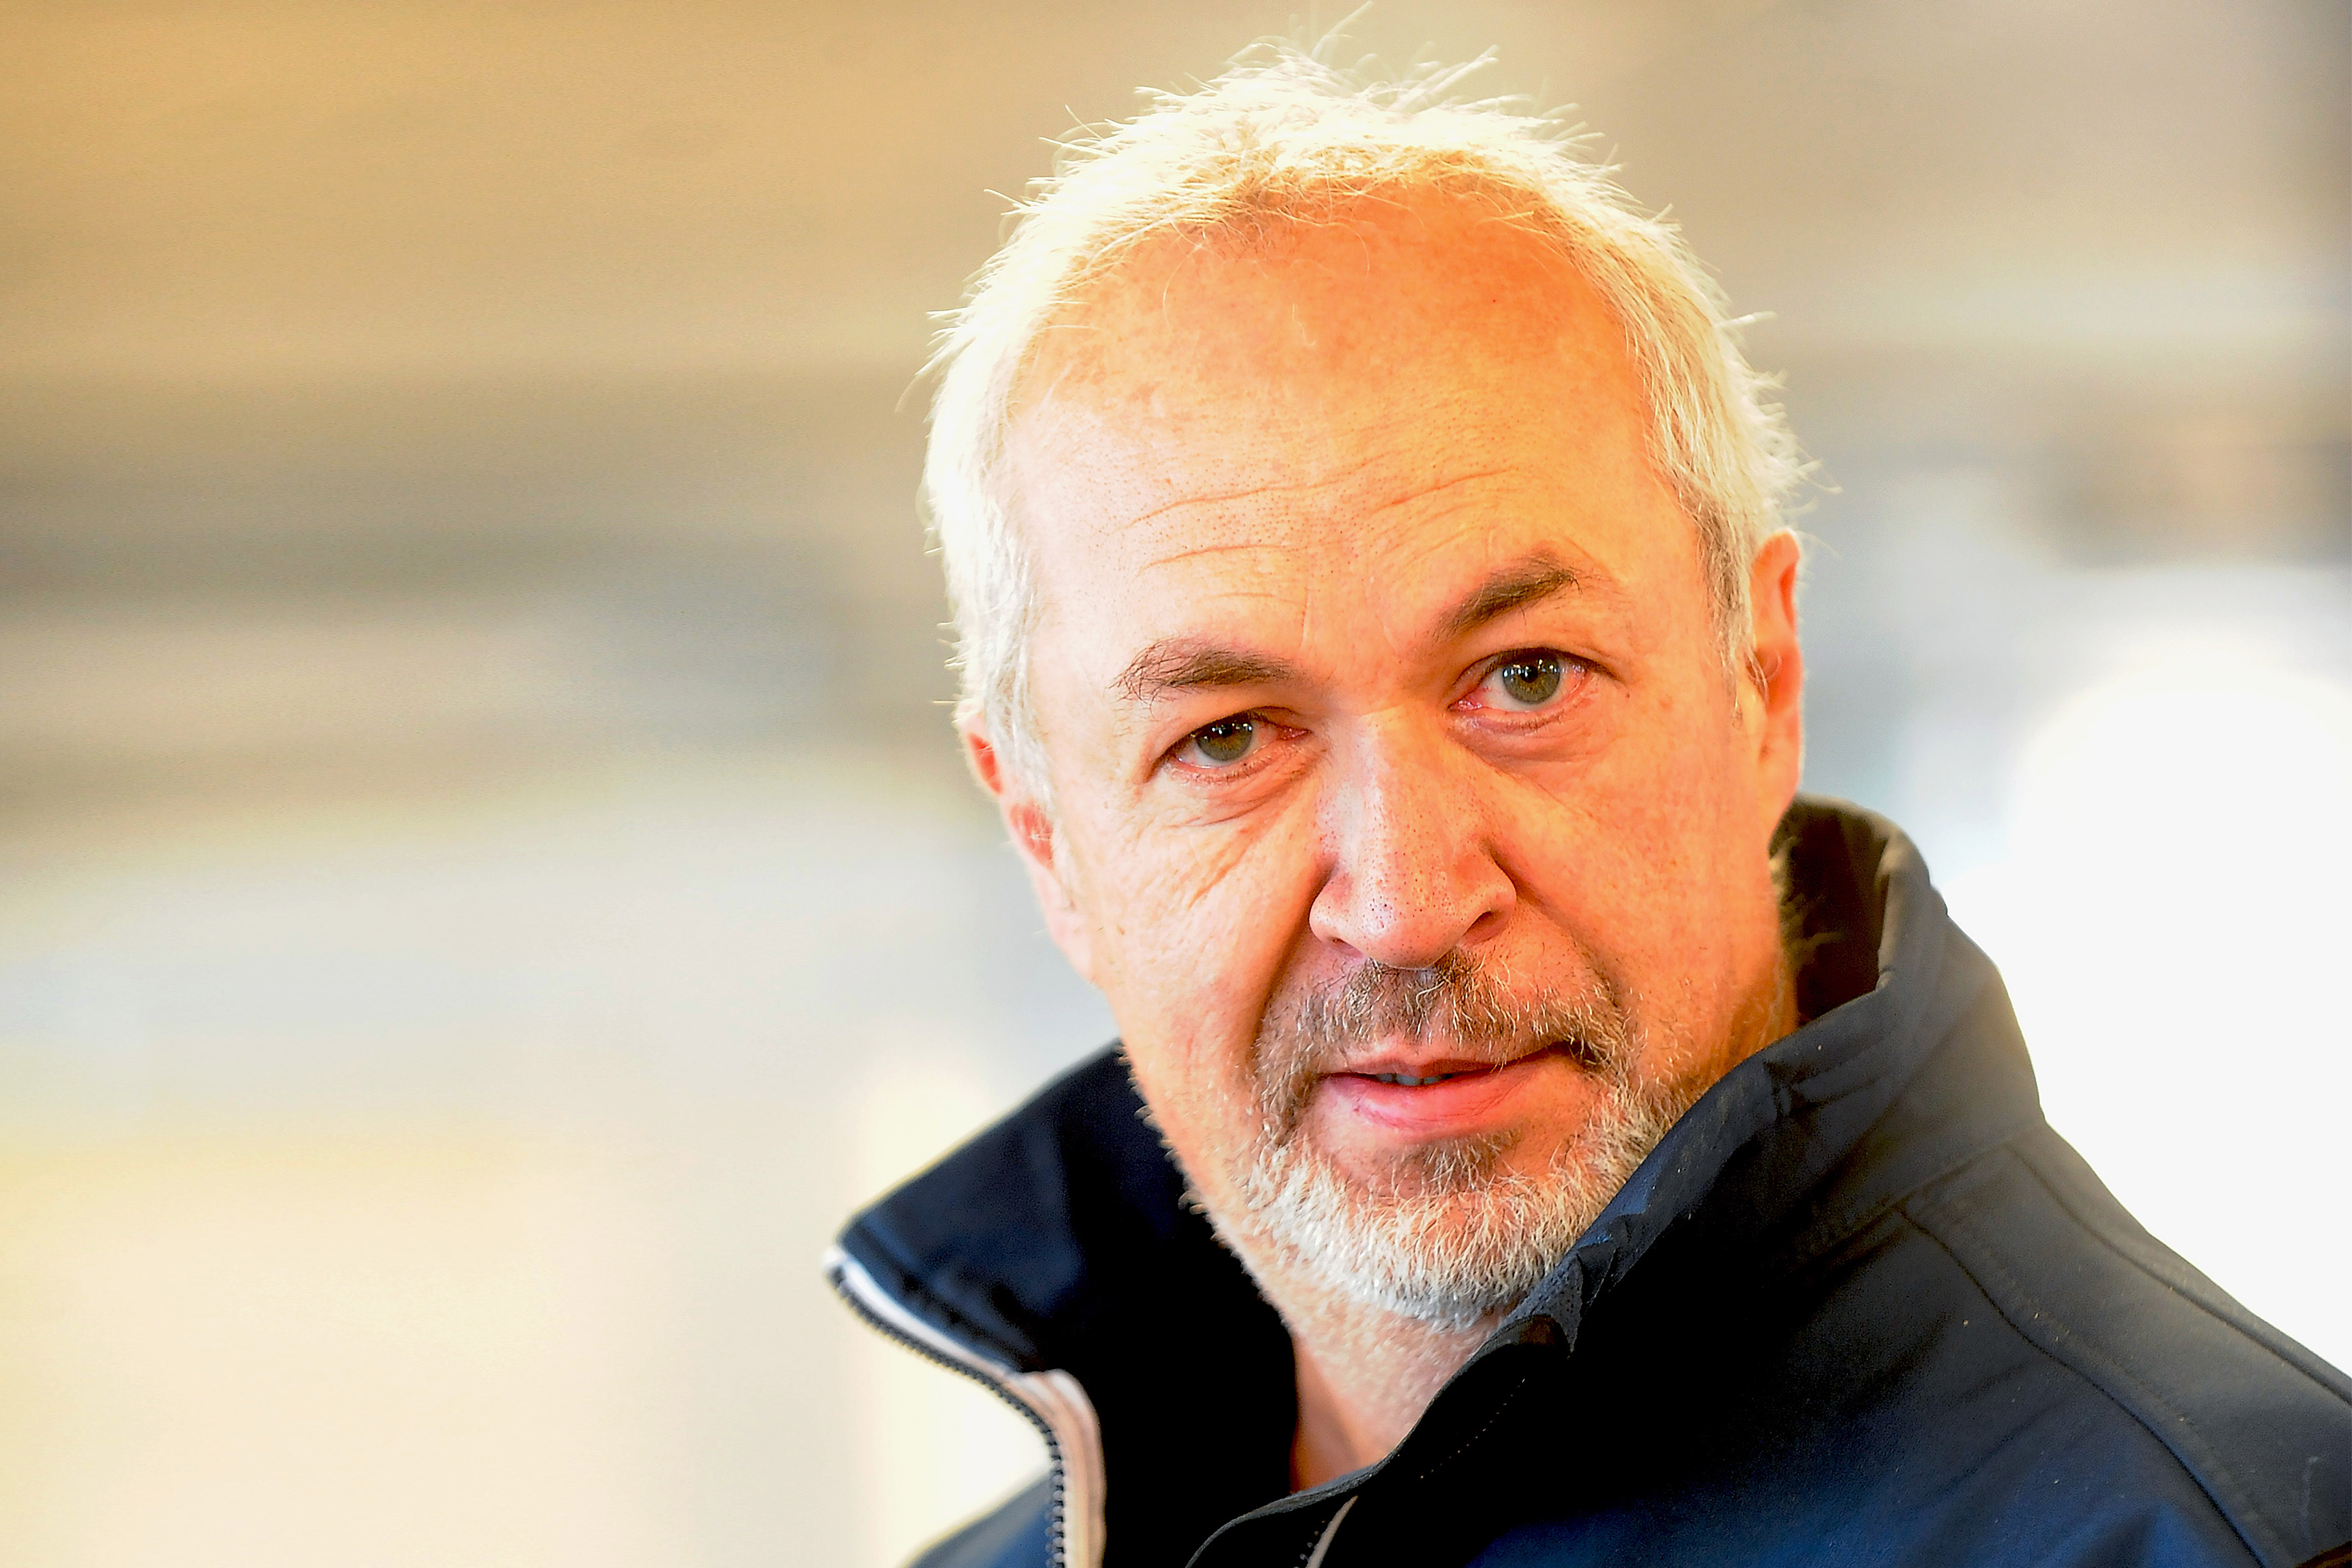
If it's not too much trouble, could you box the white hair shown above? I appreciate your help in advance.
[922,39,1804,793]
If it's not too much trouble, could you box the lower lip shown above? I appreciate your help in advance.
[1318,1047,1571,1139]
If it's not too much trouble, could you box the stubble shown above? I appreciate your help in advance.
[1204,951,1703,1332]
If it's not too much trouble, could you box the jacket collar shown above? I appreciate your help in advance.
[1502,796,2015,1348]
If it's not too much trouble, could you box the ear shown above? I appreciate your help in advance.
[1744,530,1806,825]
[961,720,1097,985]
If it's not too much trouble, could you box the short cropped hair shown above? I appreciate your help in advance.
[923,41,1803,794]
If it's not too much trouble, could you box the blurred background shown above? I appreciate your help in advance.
[1,1,2345,1563]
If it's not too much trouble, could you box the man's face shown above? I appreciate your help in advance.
[982,197,1805,1322]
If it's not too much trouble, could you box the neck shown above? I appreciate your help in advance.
[1286,1291,1492,1487]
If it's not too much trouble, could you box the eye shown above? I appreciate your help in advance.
[1179,715,1261,768]
[1480,651,1567,711]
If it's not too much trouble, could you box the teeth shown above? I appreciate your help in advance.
[1372,1072,1450,1086]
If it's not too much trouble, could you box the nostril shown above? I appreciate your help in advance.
[1465,904,1511,943]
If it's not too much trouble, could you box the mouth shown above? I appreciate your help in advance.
[1336,1042,1562,1087]
[1314,1042,1583,1140]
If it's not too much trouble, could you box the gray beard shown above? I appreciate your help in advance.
[1212,952,1700,1332]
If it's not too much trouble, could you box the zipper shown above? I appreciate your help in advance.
[826,1246,1103,1568]
[1297,1495,1355,1568]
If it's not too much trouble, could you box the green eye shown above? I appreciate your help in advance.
[1495,653,1563,707]
[1189,716,1257,766]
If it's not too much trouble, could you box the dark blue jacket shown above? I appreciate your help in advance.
[831,800,2351,1567]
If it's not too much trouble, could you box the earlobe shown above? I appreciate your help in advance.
[1014,806,1099,986]
[961,722,1098,984]
[1004,798,1061,882]
[1746,532,1807,802]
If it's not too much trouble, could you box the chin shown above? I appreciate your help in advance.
[1217,1072,1696,1329]
[1326,1127,1533,1200]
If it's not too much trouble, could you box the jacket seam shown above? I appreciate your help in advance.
[1770,1107,2040,1294]
[1416,1370,1535,1482]
[1758,961,2008,1282]
[1903,1156,2280,1567]
[2006,1133,2352,1405]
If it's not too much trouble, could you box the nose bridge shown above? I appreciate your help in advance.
[1313,709,1512,967]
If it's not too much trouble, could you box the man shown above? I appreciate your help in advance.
[827,44,2350,1568]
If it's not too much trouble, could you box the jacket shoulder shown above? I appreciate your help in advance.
[1904,1125,2351,1567]
[907,1476,1054,1568]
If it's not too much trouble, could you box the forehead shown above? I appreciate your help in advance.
[1018,195,1641,454]
[1001,196,1696,672]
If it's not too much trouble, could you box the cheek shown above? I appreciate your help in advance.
[1503,683,1760,981]
[1059,788,1324,1084]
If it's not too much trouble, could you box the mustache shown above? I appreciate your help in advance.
[1251,950,1636,1129]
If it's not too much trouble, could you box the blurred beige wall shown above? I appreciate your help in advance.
[1,3,2345,1566]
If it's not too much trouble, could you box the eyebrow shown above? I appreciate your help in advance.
[1115,641,1297,703]
[1440,554,1589,640]
[1110,552,1603,706]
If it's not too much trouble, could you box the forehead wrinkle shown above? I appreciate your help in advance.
[1105,450,1388,538]
[1352,466,1513,524]
[1127,462,1518,589]
[1138,537,1302,573]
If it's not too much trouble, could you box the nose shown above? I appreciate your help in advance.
[1308,720,1515,969]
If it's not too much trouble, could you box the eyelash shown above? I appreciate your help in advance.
[1172,713,1278,773]
[1458,648,1592,714]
